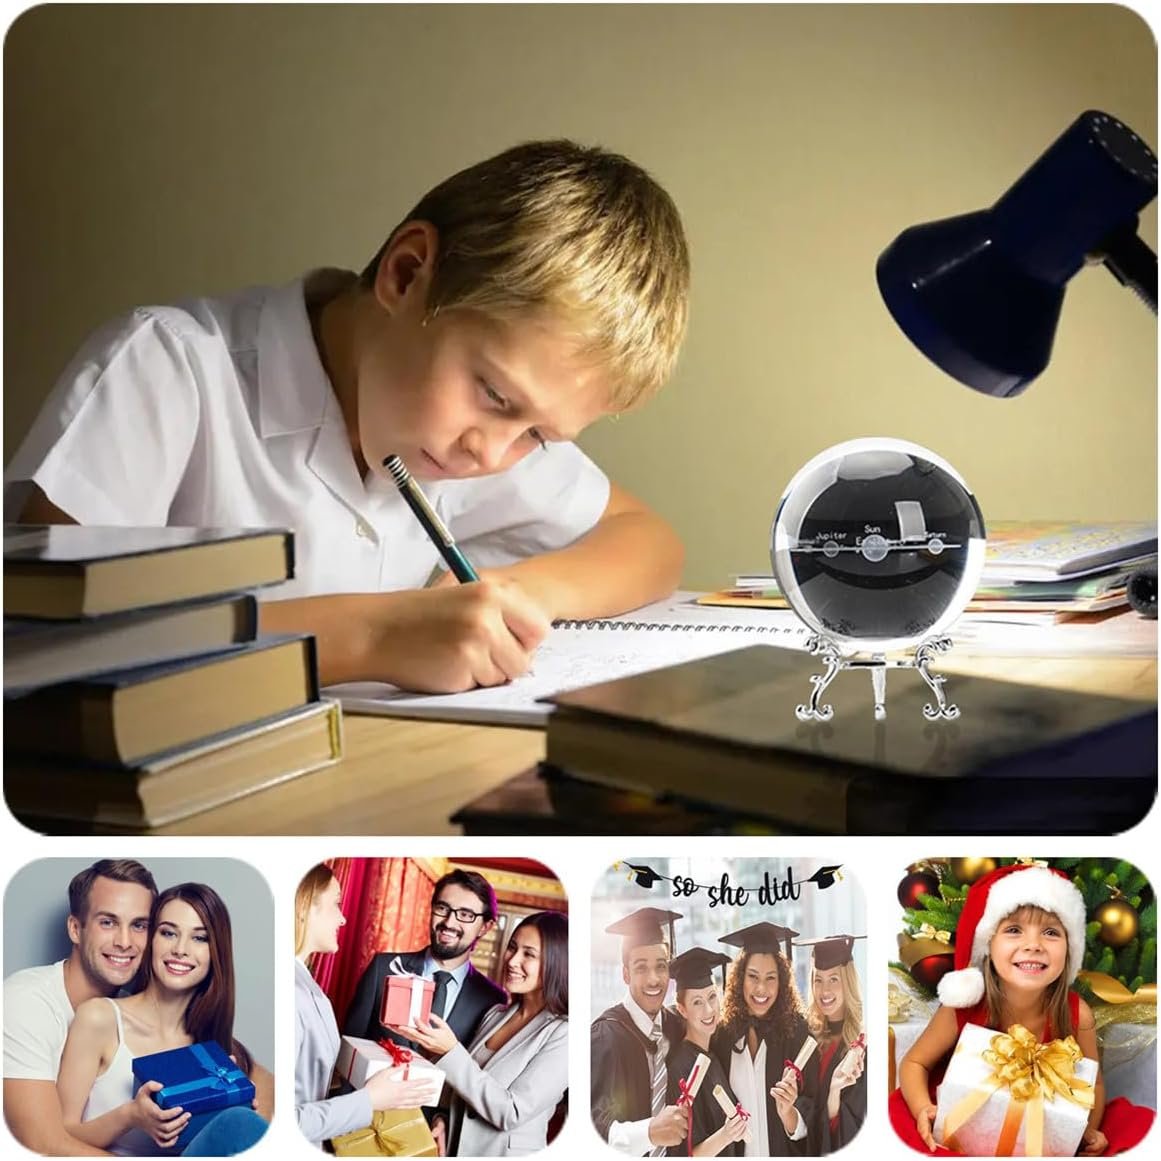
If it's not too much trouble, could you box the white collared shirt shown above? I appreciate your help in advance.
[608,990,668,1156]
[4,271,610,597]
[727,1033,806,1155]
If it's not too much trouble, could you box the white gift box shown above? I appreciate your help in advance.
[933,1023,1098,1156]
[335,1035,446,1107]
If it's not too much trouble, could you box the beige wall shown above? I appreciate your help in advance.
[5,4,1156,588]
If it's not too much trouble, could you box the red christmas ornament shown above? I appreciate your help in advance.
[897,869,940,909]
[909,953,954,992]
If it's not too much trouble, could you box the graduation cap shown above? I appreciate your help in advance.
[605,907,683,953]
[807,865,843,891]
[795,934,867,971]
[622,863,662,889]
[669,947,732,991]
[719,922,799,962]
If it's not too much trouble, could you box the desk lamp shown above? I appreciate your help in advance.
[876,110,1157,399]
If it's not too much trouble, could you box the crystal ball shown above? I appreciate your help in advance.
[770,438,986,652]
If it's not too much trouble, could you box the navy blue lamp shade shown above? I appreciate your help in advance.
[876,111,1158,398]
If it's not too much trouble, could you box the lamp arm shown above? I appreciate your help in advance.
[1092,223,1158,314]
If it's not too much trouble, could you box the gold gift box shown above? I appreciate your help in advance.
[331,1108,437,1157]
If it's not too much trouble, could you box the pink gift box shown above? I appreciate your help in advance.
[379,974,434,1027]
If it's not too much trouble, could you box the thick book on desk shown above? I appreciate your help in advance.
[6,700,343,830]
[543,645,1157,833]
[4,593,259,693]
[3,524,294,619]
[5,634,319,765]
[451,764,787,835]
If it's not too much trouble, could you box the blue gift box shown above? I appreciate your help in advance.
[132,1040,255,1115]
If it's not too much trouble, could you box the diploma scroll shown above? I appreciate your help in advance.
[677,1052,711,1104]
[711,1084,752,1144]
[783,1033,818,1085]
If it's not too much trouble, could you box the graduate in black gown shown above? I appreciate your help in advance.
[663,948,750,1158]
[796,935,867,1153]
[710,923,818,1157]
[591,907,689,1155]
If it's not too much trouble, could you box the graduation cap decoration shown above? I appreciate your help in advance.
[622,863,662,889]
[794,934,867,971]
[605,907,683,953]
[719,922,800,962]
[807,865,843,891]
[669,947,732,992]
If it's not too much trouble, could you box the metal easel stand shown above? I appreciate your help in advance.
[796,635,959,722]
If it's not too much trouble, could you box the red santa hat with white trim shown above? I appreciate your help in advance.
[936,862,1086,1009]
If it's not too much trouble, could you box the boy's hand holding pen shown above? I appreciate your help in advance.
[374,454,550,691]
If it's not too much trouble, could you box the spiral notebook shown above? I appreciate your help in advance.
[328,592,811,726]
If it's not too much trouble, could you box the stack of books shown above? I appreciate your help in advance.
[4,525,342,830]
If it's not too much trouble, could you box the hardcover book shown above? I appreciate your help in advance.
[4,524,294,618]
[5,634,319,765]
[544,645,1156,833]
[4,593,259,693]
[5,700,342,830]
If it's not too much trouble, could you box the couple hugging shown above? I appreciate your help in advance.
[3,859,272,1157]
[593,908,867,1157]
[295,864,568,1156]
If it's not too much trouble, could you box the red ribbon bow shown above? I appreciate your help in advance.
[734,1102,751,1123]
[782,1058,803,1085]
[378,1039,414,1078]
[850,1033,866,1053]
[676,1077,696,1157]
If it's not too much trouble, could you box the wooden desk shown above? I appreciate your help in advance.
[142,644,1156,836]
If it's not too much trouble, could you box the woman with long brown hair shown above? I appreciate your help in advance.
[400,910,570,1156]
[56,882,272,1155]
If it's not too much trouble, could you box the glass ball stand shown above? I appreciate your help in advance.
[797,633,958,722]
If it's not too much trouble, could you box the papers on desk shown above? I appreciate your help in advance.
[950,609,1157,656]
[329,593,810,726]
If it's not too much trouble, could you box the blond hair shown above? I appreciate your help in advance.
[806,959,864,1049]
[982,906,1075,1037]
[360,139,690,410]
[295,863,336,956]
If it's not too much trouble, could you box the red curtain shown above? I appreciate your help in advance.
[310,857,435,1030]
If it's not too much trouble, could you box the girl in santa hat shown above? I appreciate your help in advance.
[888,862,1154,1155]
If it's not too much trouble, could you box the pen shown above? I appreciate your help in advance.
[382,454,480,583]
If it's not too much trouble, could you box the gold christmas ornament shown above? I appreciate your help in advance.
[1094,898,1139,948]
[950,856,997,884]
[897,930,955,969]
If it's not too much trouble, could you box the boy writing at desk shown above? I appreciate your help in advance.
[6,139,689,691]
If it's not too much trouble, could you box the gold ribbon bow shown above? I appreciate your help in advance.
[1077,971,1157,1007]
[943,1025,1095,1157]
[914,924,951,944]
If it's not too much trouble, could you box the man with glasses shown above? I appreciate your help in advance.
[343,868,507,1054]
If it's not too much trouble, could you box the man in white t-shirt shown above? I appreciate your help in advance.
[6,139,691,692]
[3,859,157,1155]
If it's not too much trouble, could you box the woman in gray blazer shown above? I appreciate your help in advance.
[294,864,435,1146]
[397,911,568,1157]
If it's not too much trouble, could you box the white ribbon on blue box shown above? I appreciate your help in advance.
[132,1040,256,1114]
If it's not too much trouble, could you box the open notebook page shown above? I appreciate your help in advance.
[327,592,811,726]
